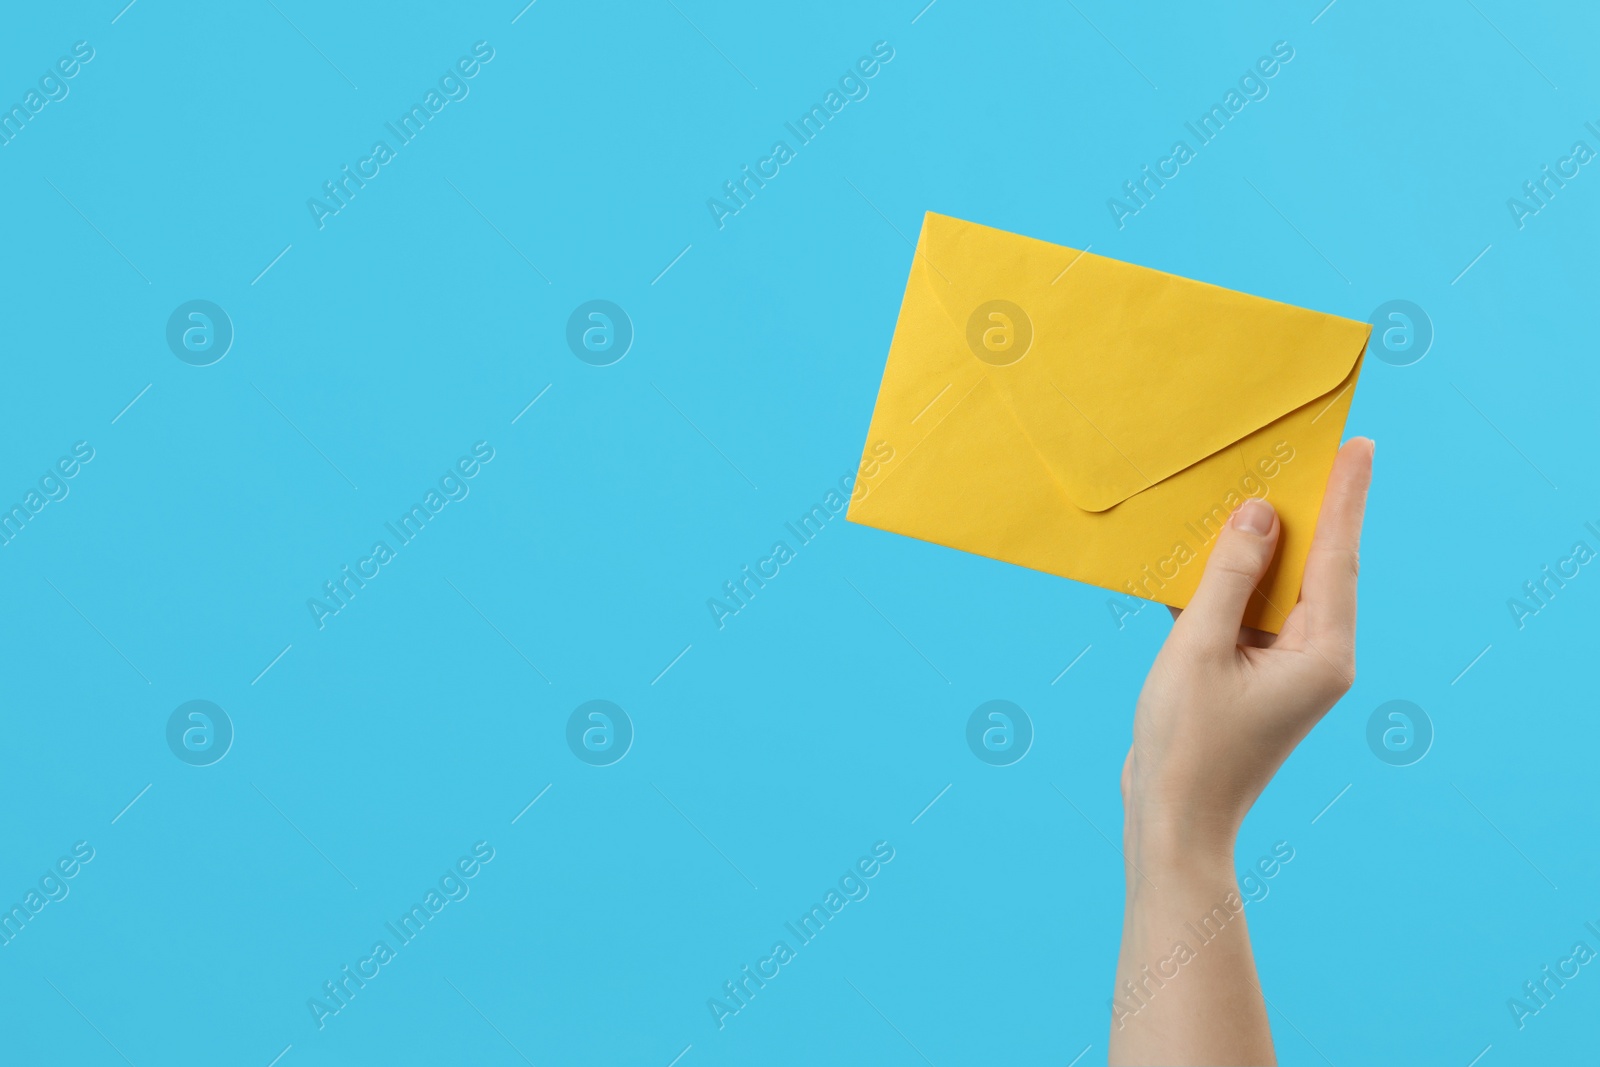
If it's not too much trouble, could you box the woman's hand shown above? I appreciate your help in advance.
[1125,435,1374,863]
[1110,436,1374,1066]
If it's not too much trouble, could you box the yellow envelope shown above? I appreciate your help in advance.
[847,212,1370,633]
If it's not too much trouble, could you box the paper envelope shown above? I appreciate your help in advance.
[846,212,1370,633]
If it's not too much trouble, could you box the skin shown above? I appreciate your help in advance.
[1108,437,1375,1066]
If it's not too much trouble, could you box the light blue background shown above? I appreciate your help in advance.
[1,1,1596,1064]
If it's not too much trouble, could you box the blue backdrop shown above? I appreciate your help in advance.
[1,2,1595,1064]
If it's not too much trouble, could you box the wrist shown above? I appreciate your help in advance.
[1123,805,1237,889]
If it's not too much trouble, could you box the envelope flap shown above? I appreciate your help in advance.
[918,213,1371,512]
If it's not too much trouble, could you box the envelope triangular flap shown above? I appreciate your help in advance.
[918,213,1370,513]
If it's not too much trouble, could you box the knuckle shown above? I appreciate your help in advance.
[1210,560,1256,584]
[1322,647,1356,694]
[1311,543,1360,580]
[1209,546,1267,581]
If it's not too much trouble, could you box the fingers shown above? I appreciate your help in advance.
[1177,497,1280,653]
[1297,437,1375,654]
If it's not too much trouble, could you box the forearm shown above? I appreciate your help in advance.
[1109,837,1274,1066]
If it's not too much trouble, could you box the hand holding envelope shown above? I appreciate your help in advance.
[847,212,1370,633]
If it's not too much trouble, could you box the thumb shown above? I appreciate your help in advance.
[1179,497,1280,649]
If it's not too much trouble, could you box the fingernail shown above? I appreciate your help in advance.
[1233,497,1275,536]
